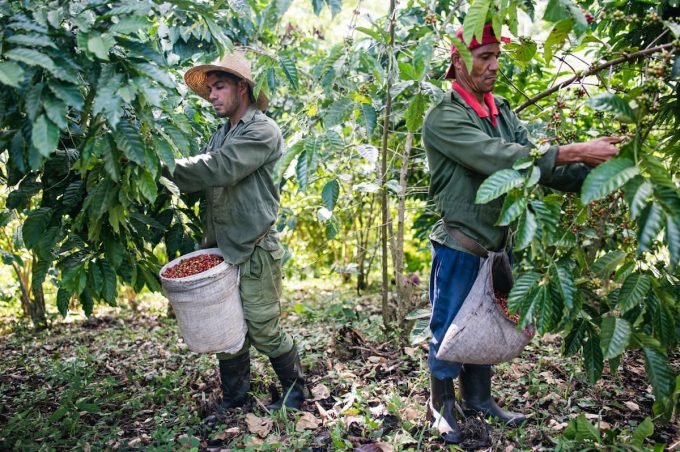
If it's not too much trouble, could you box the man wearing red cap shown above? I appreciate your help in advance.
[422,23,622,443]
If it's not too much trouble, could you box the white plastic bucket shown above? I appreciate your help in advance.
[159,248,247,354]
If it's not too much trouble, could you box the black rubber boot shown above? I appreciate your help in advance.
[428,375,463,444]
[216,351,250,413]
[267,346,308,411]
[459,364,526,426]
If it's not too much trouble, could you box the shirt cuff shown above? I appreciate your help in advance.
[536,145,559,183]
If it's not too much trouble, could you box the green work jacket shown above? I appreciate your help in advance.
[423,89,590,252]
[167,106,284,265]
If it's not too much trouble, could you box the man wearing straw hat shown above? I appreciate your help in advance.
[164,52,307,412]
[422,23,622,443]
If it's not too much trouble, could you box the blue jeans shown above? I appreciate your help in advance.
[428,241,491,379]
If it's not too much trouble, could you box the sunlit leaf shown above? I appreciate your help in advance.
[592,250,626,279]
[586,93,636,123]
[581,158,639,204]
[279,55,299,90]
[476,169,524,204]
[544,19,573,63]
[463,0,491,45]
[496,196,527,226]
[323,97,354,128]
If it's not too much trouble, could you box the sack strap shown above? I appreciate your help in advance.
[443,224,489,258]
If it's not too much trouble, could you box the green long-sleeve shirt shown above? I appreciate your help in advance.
[167,105,284,265]
[423,89,590,252]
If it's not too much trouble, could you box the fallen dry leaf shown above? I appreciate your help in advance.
[624,401,639,411]
[315,401,329,420]
[403,347,417,357]
[369,403,387,417]
[296,412,321,432]
[246,413,273,438]
[244,436,264,447]
[311,383,331,400]
[549,419,569,431]
[400,407,420,421]
[214,427,240,440]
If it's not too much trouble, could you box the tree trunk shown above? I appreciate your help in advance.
[394,133,415,325]
[13,263,31,317]
[29,282,47,330]
[380,0,397,328]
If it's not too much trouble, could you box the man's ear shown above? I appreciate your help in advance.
[238,80,249,97]
[452,53,463,73]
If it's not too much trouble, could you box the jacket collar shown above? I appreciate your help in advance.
[224,104,258,132]
[451,82,500,127]
[240,104,258,123]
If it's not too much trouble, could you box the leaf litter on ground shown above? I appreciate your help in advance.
[0,281,677,450]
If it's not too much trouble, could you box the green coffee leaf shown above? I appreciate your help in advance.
[0,61,25,87]
[514,209,537,250]
[617,273,651,313]
[405,93,426,133]
[581,158,639,203]
[279,55,299,90]
[592,250,626,279]
[600,316,631,359]
[508,271,541,314]
[544,19,573,63]
[31,114,59,157]
[583,336,604,383]
[87,33,115,60]
[586,93,636,123]
[642,345,675,401]
[637,202,663,253]
[463,0,491,45]
[323,97,354,128]
[359,103,377,137]
[321,179,340,210]
[56,287,72,317]
[476,169,524,204]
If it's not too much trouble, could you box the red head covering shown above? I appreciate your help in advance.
[444,23,510,79]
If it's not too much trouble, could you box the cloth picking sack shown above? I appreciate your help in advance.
[435,250,533,364]
[160,248,247,354]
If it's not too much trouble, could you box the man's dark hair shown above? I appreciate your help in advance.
[205,70,255,103]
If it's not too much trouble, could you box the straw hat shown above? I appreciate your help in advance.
[184,51,268,111]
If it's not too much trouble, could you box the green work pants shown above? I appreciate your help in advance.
[216,246,294,360]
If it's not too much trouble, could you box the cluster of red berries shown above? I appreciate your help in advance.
[162,254,224,279]
[494,290,520,324]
